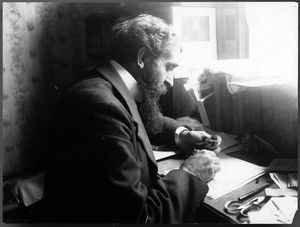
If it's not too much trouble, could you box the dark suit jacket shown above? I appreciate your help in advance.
[32,62,208,223]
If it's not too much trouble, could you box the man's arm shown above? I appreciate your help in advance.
[149,116,182,147]
[150,116,220,156]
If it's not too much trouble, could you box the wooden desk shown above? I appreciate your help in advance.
[196,173,277,223]
[194,146,279,224]
[156,143,278,223]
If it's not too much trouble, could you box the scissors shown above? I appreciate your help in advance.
[224,196,270,222]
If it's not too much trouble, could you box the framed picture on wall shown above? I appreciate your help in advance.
[172,7,217,78]
[180,15,210,42]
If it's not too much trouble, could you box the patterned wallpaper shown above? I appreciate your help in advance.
[3,2,86,177]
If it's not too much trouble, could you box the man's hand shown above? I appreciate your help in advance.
[178,130,222,155]
[180,149,221,182]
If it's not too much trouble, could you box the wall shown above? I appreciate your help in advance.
[3,2,87,178]
[252,85,298,158]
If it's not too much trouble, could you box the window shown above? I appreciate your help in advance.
[172,7,217,79]
[245,2,298,85]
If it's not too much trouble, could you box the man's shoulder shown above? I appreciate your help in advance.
[68,75,111,97]
[60,67,119,108]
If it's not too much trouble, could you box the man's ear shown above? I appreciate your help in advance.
[137,47,147,69]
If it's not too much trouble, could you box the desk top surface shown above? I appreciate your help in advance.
[203,173,278,224]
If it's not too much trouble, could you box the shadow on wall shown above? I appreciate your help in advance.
[3,2,87,178]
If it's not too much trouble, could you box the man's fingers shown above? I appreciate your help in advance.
[212,157,220,165]
[193,149,216,157]
[192,130,211,138]
[201,131,211,138]
[214,147,222,154]
[204,149,217,156]
[213,164,221,173]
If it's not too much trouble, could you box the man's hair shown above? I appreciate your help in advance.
[109,14,178,64]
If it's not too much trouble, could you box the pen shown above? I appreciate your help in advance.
[238,182,272,201]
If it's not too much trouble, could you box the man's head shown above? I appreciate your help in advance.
[109,14,181,136]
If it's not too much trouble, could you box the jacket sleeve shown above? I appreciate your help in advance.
[50,91,208,223]
[149,116,182,147]
[147,169,209,223]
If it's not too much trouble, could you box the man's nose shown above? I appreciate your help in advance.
[164,74,174,88]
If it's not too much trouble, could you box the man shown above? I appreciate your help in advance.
[31,14,221,223]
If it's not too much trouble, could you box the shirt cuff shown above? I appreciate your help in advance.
[174,126,190,147]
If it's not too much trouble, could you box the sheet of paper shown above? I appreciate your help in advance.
[156,153,269,200]
[248,197,298,224]
[272,197,298,222]
[206,153,269,199]
[157,159,183,176]
[265,188,298,197]
[269,172,298,189]
[153,150,177,161]
[288,173,298,187]
[269,172,289,189]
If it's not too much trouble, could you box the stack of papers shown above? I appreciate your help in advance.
[270,172,298,189]
[266,172,298,197]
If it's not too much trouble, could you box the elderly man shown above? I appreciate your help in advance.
[31,14,221,223]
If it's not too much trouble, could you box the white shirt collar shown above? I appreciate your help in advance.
[110,59,142,102]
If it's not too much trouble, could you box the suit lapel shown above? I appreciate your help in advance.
[96,66,157,165]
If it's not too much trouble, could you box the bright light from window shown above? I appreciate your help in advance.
[245,2,298,85]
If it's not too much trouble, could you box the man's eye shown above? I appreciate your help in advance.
[167,66,174,71]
